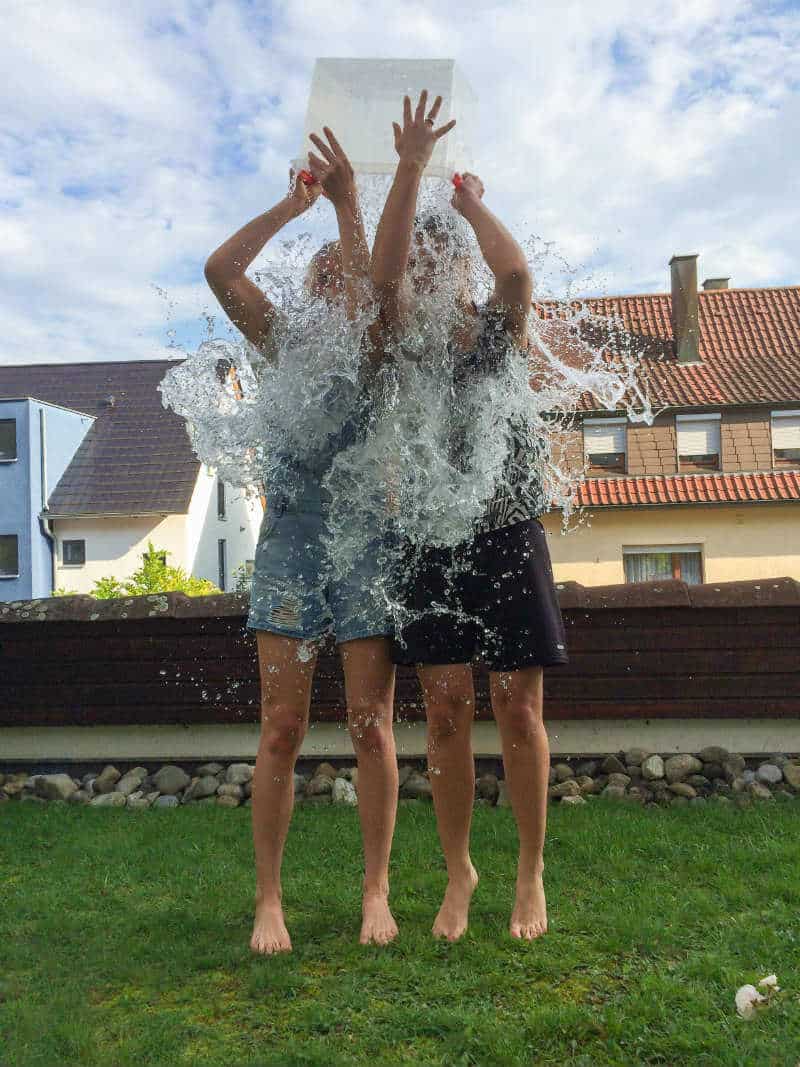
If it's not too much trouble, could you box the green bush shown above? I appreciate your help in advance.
[91,543,220,599]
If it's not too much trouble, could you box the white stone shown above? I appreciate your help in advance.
[332,777,358,806]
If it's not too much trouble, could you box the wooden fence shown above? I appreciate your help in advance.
[2,578,799,728]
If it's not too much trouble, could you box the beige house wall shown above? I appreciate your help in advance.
[53,514,186,594]
[541,502,800,586]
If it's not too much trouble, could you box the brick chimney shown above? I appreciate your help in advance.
[702,277,730,290]
[670,254,700,364]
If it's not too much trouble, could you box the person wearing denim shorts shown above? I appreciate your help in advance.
[204,128,403,955]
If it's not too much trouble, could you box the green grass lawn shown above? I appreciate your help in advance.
[2,800,799,1067]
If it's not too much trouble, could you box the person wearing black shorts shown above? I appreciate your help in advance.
[370,94,567,943]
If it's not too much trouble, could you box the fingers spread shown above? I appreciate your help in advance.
[307,152,328,177]
[427,95,443,123]
[323,126,344,157]
[403,95,412,126]
[415,89,428,123]
[435,118,457,139]
[309,133,335,163]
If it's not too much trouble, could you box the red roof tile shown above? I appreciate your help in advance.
[534,286,800,410]
[575,470,800,508]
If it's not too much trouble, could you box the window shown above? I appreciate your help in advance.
[623,544,703,585]
[583,418,626,475]
[62,539,86,566]
[772,410,800,469]
[0,420,16,461]
[218,539,227,591]
[676,414,720,471]
[0,534,19,577]
[217,478,226,520]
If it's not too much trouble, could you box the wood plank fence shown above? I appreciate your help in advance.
[2,578,799,728]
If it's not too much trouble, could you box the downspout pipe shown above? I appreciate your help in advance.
[38,406,56,595]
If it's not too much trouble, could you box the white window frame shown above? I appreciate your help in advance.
[583,417,627,474]
[771,410,800,465]
[622,543,704,584]
[676,413,721,468]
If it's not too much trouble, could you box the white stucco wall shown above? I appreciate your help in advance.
[51,472,263,595]
[52,514,186,593]
[185,467,263,591]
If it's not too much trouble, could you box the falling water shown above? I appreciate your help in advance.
[160,173,654,639]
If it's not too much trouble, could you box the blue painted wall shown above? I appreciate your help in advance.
[0,399,92,601]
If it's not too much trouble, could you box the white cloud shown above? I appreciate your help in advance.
[0,0,797,364]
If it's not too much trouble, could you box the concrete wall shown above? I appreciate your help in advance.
[0,399,92,601]
[185,466,263,591]
[51,473,263,595]
[0,400,31,600]
[542,502,800,586]
[53,514,186,594]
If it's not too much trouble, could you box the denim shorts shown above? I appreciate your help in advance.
[247,492,394,645]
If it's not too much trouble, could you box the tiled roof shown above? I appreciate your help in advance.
[0,360,199,516]
[575,470,800,508]
[535,286,800,411]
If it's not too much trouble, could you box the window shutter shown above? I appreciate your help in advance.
[584,422,626,454]
[677,418,720,456]
[772,414,800,449]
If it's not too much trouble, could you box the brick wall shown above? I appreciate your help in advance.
[627,413,678,476]
[2,579,799,727]
[721,409,774,472]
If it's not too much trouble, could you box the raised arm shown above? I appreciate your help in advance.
[452,173,532,346]
[369,91,456,334]
[306,127,369,320]
[204,173,322,351]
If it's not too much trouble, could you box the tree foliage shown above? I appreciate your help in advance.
[90,543,220,598]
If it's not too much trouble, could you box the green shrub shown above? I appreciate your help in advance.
[91,543,220,599]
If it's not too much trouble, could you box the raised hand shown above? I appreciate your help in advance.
[392,90,456,170]
[306,127,358,210]
[288,167,324,216]
[451,171,485,215]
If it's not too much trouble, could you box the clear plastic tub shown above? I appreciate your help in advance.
[294,58,476,179]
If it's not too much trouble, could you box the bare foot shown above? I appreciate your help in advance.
[510,868,547,940]
[432,862,479,942]
[360,890,399,946]
[250,892,292,955]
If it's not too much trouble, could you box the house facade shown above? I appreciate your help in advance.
[538,258,800,585]
[0,361,263,600]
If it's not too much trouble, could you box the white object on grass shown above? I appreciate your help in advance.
[293,58,476,179]
[735,984,766,1019]
[758,974,780,990]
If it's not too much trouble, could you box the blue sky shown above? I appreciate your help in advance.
[1,0,798,364]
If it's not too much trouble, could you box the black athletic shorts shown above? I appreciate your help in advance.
[390,517,569,672]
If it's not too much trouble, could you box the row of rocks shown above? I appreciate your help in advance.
[2,748,798,811]
[544,746,800,808]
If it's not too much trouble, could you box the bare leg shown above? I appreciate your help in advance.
[490,667,549,940]
[340,637,399,945]
[418,663,479,941]
[250,631,318,955]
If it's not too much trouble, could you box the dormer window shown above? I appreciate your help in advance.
[583,418,626,476]
[676,414,720,472]
[771,410,800,469]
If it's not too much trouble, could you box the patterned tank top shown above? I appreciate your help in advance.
[450,304,545,534]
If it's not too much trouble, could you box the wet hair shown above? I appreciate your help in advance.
[413,211,470,258]
[305,240,343,294]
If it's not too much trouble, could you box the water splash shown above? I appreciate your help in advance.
[160,173,654,640]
